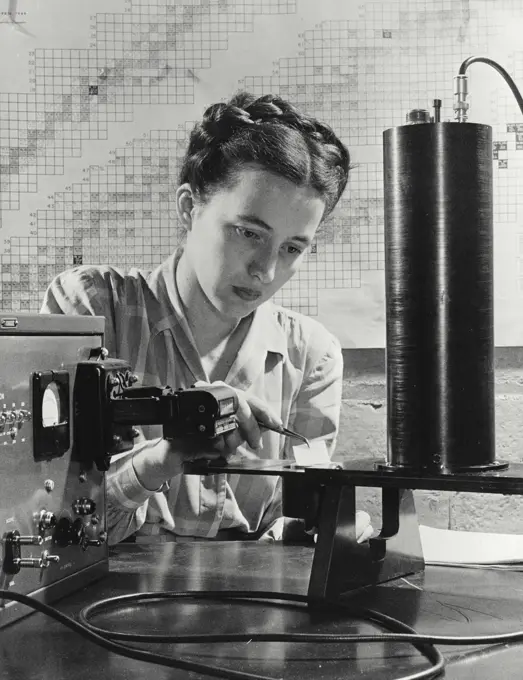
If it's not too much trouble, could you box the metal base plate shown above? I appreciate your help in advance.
[186,458,523,495]
[0,559,108,628]
[313,459,523,494]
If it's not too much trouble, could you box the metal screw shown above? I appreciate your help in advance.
[44,479,54,493]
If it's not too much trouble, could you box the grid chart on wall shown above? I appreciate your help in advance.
[1,0,523,345]
[490,49,523,294]
[0,0,298,312]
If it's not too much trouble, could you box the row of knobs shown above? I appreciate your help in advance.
[43,498,106,550]
[36,498,96,530]
[53,517,107,549]
[4,498,104,573]
[0,409,31,439]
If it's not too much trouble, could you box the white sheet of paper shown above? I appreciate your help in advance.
[293,440,331,467]
[420,525,523,565]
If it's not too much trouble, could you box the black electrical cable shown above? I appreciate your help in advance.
[0,589,261,680]
[0,588,445,680]
[76,587,523,647]
[459,56,523,116]
[9,583,523,679]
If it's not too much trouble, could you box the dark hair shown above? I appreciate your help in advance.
[179,91,351,217]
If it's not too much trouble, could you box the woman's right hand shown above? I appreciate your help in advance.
[131,382,282,491]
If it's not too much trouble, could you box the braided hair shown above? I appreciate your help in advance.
[179,91,350,217]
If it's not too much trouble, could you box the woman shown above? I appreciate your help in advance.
[41,91,370,544]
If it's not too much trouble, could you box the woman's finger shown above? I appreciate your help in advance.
[221,427,245,452]
[192,380,278,451]
[246,394,282,430]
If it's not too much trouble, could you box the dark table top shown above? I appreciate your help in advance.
[2,541,523,679]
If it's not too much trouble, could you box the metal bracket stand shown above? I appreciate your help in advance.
[307,485,425,602]
[186,456,523,603]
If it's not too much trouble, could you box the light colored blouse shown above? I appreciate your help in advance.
[41,249,343,544]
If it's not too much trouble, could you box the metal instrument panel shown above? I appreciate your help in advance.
[0,314,108,626]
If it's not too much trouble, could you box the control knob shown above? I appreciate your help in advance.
[72,498,96,516]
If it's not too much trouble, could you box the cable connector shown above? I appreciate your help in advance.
[454,74,469,122]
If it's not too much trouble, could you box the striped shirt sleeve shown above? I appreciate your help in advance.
[41,268,164,544]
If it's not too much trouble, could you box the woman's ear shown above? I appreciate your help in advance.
[175,184,195,230]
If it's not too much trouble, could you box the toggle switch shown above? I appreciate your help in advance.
[85,531,107,547]
[41,551,60,568]
[13,551,60,570]
[10,534,43,546]
[13,557,45,569]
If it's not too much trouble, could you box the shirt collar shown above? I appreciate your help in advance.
[154,247,288,361]
[249,299,288,360]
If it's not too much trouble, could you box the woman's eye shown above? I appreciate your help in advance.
[286,245,302,256]
[236,227,260,240]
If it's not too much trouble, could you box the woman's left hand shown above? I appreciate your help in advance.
[262,511,375,543]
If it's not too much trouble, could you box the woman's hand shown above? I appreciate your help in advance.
[131,380,282,490]
[355,510,374,543]
[192,380,282,453]
[264,511,375,543]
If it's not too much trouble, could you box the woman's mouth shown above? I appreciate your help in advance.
[232,286,262,301]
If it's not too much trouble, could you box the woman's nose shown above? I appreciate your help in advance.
[248,247,278,284]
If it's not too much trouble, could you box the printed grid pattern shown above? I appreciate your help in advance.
[1,0,522,315]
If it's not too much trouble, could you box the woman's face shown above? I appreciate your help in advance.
[181,166,325,319]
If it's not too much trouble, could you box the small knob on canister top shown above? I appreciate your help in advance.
[405,108,431,124]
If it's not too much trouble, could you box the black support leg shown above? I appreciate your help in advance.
[308,485,425,602]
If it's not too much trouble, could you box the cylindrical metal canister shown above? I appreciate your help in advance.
[383,122,506,473]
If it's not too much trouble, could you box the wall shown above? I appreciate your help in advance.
[3,2,523,352]
[335,348,523,533]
